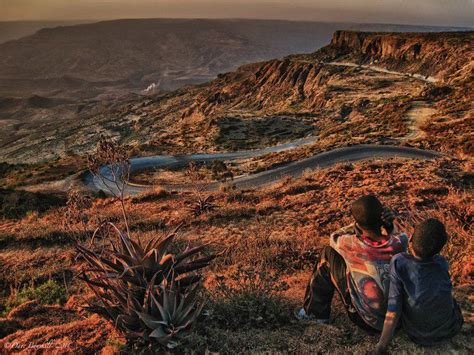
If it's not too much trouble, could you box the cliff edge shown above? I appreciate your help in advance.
[328,30,473,83]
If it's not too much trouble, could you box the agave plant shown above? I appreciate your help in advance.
[77,226,214,350]
[78,225,213,288]
[187,194,216,216]
[136,278,203,349]
[77,138,214,350]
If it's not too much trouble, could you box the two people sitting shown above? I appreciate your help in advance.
[298,195,463,353]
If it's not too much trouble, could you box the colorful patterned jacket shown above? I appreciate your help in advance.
[330,223,408,330]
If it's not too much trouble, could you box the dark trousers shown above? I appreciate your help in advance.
[303,246,377,332]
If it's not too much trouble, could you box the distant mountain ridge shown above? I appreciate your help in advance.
[0,20,92,44]
[0,19,470,99]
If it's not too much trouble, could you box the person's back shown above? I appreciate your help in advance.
[389,252,462,345]
[330,224,407,330]
[300,195,408,332]
[375,218,463,353]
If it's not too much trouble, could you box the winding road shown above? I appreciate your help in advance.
[325,62,439,83]
[84,62,441,196]
[85,144,440,196]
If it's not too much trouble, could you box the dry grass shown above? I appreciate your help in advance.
[0,157,472,353]
[421,84,474,156]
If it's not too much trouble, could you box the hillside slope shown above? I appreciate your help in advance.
[0,31,472,168]
[0,158,472,353]
[185,31,473,115]
[97,31,472,158]
[0,30,472,354]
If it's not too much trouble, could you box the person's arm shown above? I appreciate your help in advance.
[375,256,404,354]
[381,207,396,234]
[375,310,401,354]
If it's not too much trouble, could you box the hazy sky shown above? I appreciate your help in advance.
[1,0,473,27]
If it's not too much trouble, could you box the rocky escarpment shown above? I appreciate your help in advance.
[185,60,332,117]
[184,31,473,118]
[329,30,474,84]
[324,31,473,155]
[166,31,471,156]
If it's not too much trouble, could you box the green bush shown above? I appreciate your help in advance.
[11,279,67,307]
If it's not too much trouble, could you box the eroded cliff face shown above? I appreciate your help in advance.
[329,30,473,83]
[185,31,473,118]
[187,60,331,117]
[160,31,471,156]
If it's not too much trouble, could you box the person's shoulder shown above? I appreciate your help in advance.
[330,224,355,243]
[433,254,450,271]
[330,223,355,239]
[392,252,409,262]
[391,252,411,269]
[330,224,357,254]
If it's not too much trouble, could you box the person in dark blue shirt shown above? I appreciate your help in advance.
[375,218,463,353]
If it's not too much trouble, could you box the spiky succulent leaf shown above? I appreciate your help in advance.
[77,227,213,350]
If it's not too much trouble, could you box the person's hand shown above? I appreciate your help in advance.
[373,342,388,355]
[381,208,395,233]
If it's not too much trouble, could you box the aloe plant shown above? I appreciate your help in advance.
[137,278,203,349]
[187,195,216,216]
[77,138,214,350]
[77,228,213,350]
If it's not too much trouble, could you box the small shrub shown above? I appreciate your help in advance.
[9,279,67,308]
[211,161,233,182]
[187,194,216,216]
[219,181,236,194]
[210,267,291,329]
[185,162,217,216]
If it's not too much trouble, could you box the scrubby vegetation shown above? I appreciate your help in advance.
[0,189,65,219]
[0,155,472,353]
[210,267,291,330]
[5,280,67,312]
[0,156,86,189]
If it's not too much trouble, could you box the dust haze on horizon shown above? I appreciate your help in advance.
[1,0,473,28]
